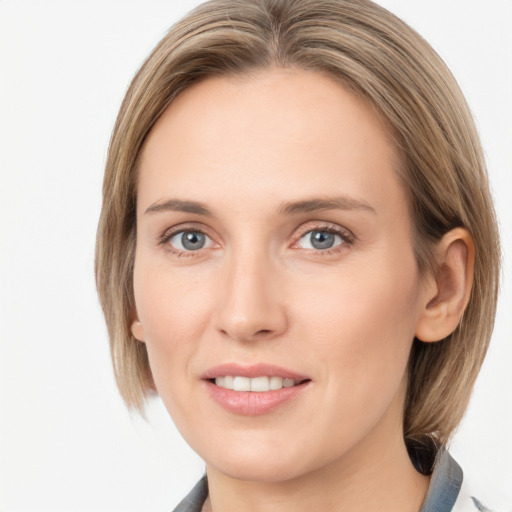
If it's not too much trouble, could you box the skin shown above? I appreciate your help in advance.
[131,68,473,512]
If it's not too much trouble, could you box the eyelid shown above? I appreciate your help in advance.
[291,221,356,250]
[158,222,219,254]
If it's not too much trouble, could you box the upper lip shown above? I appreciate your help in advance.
[202,363,310,381]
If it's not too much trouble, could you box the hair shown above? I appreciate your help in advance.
[95,0,500,451]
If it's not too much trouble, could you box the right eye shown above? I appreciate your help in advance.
[167,230,214,252]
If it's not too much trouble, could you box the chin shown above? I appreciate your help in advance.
[201,436,330,484]
[209,456,308,483]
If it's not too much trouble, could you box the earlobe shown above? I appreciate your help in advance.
[131,317,146,342]
[415,228,475,343]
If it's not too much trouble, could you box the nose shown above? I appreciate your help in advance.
[213,250,288,342]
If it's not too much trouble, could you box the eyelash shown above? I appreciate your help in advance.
[158,223,215,258]
[158,222,355,257]
[292,222,355,255]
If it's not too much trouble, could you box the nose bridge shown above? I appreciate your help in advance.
[215,242,287,341]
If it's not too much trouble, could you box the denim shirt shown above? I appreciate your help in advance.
[172,451,491,512]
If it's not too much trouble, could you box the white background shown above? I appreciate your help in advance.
[0,1,511,510]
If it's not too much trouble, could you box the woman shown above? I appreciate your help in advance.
[95,0,501,510]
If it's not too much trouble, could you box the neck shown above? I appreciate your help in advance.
[203,387,430,512]
[205,446,428,512]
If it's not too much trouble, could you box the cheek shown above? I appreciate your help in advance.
[294,253,422,388]
[132,259,214,389]
[281,256,422,458]
[134,254,212,332]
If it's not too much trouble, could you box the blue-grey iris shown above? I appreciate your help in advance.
[310,231,335,250]
[182,232,206,250]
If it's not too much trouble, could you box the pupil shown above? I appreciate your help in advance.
[182,232,205,250]
[311,231,334,250]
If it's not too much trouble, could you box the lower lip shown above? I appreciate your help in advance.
[204,380,310,416]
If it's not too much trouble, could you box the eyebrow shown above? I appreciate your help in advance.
[278,196,376,216]
[145,199,213,216]
[144,195,376,217]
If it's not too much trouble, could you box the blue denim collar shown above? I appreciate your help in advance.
[419,449,463,512]
[172,450,463,512]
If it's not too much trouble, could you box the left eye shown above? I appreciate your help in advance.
[168,231,214,251]
[297,230,344,250]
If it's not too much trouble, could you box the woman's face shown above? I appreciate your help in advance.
[132,68,431,482]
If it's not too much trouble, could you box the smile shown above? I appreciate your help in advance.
[203,364,311,415]
[214,376,298,392]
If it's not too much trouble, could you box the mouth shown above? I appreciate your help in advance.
[202,364,311,415]
[210,375,309,392]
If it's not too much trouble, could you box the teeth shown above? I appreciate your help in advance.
[250,376,269,392]
[283,378,295,388]
[269,376,283,390]
[214,375,298,392]
[233,376,251,391]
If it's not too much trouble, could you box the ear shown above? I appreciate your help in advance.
[130,311,146,342]
[130,311,157,391]
[415,228,475,343]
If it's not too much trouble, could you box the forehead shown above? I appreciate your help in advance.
[137,68,404,219]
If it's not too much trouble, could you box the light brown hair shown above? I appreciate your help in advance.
[95,0,500,449]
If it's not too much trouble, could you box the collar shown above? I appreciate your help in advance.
[419,449,463,512]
